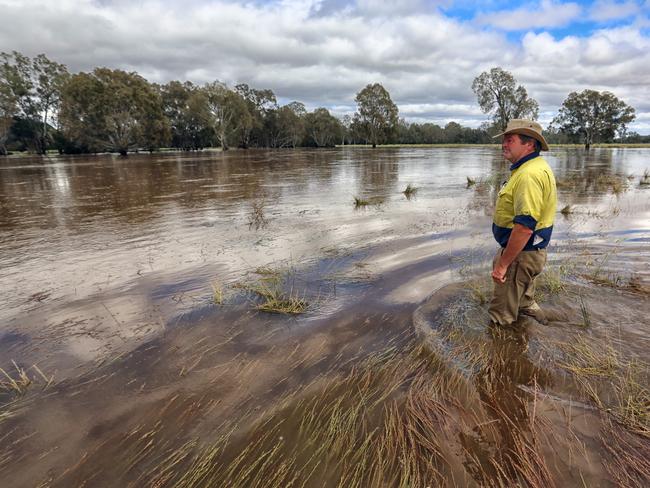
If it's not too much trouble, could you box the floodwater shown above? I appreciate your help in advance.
[1,147,649,487]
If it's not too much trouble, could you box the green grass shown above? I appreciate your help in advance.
[353,196,369,208]
[256,292,308,314]
[537,268,567,295]
[560,204,573,215]
[353,196,384,208]
[234,267,309,314]
[402,184,418,198]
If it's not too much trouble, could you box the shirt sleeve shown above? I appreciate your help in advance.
[513,173,543,230]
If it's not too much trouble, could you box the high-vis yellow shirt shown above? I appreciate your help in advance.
[492,152,557,250]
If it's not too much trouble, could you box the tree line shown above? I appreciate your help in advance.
[0,51,643,156]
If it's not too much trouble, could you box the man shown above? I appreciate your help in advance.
[489,119,557,326]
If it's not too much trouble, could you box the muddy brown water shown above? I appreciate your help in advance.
[1,147,649,487]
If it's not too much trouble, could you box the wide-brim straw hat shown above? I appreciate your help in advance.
[493,119,549,151]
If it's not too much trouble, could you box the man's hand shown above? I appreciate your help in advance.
[492,261,508,283]
[492,223,534,284]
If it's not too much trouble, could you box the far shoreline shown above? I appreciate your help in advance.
[2,143,650,160]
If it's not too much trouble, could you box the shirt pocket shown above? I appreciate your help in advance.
[497,183,509,198]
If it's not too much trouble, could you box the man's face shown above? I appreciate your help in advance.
[502,134,534,163]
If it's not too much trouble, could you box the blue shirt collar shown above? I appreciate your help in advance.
[510,151,540,171]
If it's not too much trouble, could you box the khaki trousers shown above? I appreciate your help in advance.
[489,248,547,326]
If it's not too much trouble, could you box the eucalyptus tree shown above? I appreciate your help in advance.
[32,54,69,152]
[276,101,306,148]
[0,81,16,155]
[339,114,352,145]
[160,81,212,150]
[0,51,69,153]
[472,67,539,132]
[551,89,635,150]
[205,82,252,151]
[234,83,277,147]
[443,121,463,143]
[353,83,399,148]
[59,68,169,155]
[304,107,342,147]
[0,51,32,118]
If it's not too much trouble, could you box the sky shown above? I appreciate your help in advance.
[1,0,649,133]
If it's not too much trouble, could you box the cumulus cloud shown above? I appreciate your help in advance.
[519,27,650,128]
[588,0,641,22]
[0,0,649,133]
[475,0,582,31]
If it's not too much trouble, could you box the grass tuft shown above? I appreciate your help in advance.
[557,335,649,435]
[236,267,309,314]
[353,196,369,208]
[467,280,489,305]
[578,295,590,327]
[211,281,224,305]
[640,169,650,186]
[0,361,32,396]
[402,184,418,198]
[249,199,269,229]
[537,268,567,296]
[353,196,384,208]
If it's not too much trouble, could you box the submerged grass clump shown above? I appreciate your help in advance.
[211,281,224,305]
[0,361,32,396]
[556,335,650,436]
[536,267,567,299]
[602,175,627,195]
[62,341,558,487]
[248,199,269,229]
[0,361,53,419]
[557,337,619,378]
[353,196,369,208]
[256,290,308,314]
[601,417,650,487]
[402,184,418,198]
[560,204,573,216]
[235,267,309,314]
[471,174,501,194]
[557,172,629,195]
[467,279,490,305]
[1,361,52,396]
[353,195,385,209]
[640,169,650,186]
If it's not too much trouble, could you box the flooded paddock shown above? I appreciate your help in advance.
[1,147,649,487]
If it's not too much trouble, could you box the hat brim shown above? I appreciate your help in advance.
[493,128,549,151]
